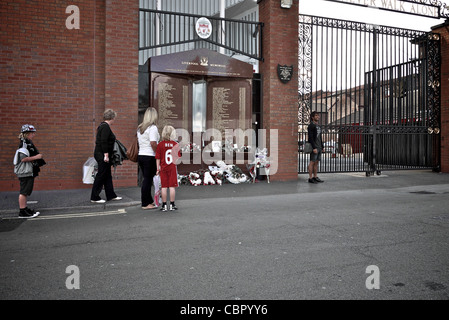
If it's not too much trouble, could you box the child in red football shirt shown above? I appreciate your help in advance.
[155,125,181,212]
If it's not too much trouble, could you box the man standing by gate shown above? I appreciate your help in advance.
[308,111,324,183]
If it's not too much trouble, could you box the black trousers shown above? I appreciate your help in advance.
[90,153,117,201]
[138,155,156,207]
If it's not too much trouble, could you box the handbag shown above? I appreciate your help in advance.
[126,134,139,162]
[304,142,313,153]
[13,143,33,178]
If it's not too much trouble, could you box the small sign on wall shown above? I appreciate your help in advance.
[277,64,293,83]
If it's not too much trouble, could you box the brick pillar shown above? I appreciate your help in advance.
[259,0,299,181]
[432,21,449,173]
[104,0,139,186]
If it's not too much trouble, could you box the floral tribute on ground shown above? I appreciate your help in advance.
[247,148,270,183]
[177,148,271,186]
[178,160,249,186]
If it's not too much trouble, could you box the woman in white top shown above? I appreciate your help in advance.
[137,107,160,209]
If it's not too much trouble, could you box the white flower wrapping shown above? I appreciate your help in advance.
[203,171,215,185]
[247,148,271,182]
[216,161,248,184]
[178,160,249,186]
[188,172,202,186]
[253,148,270,168]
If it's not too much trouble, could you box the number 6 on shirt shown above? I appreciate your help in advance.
[165,149,173,165]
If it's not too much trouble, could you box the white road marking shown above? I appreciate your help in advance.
[31,209,126,220]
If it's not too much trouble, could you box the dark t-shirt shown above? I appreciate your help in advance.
[307,122,324,150]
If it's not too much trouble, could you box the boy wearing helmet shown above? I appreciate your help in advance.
[17,124,45,218]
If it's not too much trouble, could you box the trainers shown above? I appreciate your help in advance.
[169,204,178,211]
[110,197,122,201]
[160,204,168,212]
[313,177,324,183]
[308,178,317,184]
[19,208,40,219]
[91,199,106,204]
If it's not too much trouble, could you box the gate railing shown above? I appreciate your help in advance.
[139,9,264,61]
[298,15,441,174]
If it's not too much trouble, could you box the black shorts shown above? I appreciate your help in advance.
[19,176,35,196]
[310,149,322,162]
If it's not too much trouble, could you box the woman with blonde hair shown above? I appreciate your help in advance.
[137,107,160,210]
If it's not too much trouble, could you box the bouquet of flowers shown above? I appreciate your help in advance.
[188,172,202,186]
[216,160,248,184]
[248,148,271,183]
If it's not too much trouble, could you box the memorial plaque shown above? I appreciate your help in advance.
[207,78,252,146]
[151,73,191,133]
[147,49,253,171]
[212,87,233,135]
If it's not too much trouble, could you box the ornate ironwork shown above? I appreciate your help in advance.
[302,15,428,38]
[297,14,441,174]
[376,126,430,134]
[426,33,441,132]
[298,15,312,128]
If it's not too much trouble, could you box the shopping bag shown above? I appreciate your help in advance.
[153,175,162,206]
[83,157,98,184]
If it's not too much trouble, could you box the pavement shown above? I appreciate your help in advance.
[1,169,449,219]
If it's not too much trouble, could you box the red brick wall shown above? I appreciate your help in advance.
[434,23,449,173]
[259,0,299,181]
[0,0,138,191]
[104,0,139,187]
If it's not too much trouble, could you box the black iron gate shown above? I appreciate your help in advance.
[298,15,441,175]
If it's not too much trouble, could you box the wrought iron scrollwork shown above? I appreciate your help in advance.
[298,15,313,127]
[426,31,441,133]
[297,12,442,174]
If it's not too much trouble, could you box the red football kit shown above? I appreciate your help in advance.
[155,140,180,188]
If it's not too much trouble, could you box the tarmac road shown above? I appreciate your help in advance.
[1,171,449,303]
